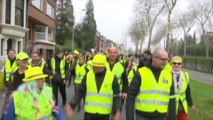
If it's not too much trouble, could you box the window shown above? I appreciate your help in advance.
[47,3,54,18]
[5,0,11,24]
[35,26,54,41]
[35,25,45,40]
[32,0,42,10]
[15,0,24,27]
[48,28,53,41]
[35,25,45,32]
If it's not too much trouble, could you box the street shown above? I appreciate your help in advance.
[183,69,213,85]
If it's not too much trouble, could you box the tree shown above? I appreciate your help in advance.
[56,0,74,46]
[81,0,97,51]
[163,0,178,53]
[151,24,167,46]
[135,0,165,50]
[128,18,147,54]
[193,0,213,57]
[178,10,196,57]
[129,22,141,54]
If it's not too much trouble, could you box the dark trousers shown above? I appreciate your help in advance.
[52,81,67,106]
[84,112,110,120]
[75,84,85,108]
[136,115,166,120]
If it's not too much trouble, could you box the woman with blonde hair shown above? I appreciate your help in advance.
[170,56,195,120]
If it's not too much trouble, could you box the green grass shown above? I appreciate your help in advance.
[188,80,213,120]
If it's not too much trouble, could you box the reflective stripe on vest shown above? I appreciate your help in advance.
[74,64,86,84]
[5,59,17,81]
[14,86,54,120]
[127,69,134,86]
[50,58,65,79]
[135,67,172,113]
[85,70,114,114]
[175,72,189,113]
[106,62,124,91]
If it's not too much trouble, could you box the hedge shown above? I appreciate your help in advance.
[183,57,213,73]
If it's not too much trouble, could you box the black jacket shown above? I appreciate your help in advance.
[50,56,69,82]
[126,63,175,120]
[69,69,121,115]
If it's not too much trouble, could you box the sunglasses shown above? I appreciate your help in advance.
[172,62,182,65]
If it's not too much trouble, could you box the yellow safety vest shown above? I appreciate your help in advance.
[74,63,86,84]
[50,58,65,79]
[135,67,172,113]
[10,67,19,82]
[28,61,45,70]
[106,62,124,91]
[85,70,114,114]
[175,72,189,113]
[5,59,17,81]
[165,62,172,71]
[13,86,54,120]
[127,69,134,86]
[86,60,92,71]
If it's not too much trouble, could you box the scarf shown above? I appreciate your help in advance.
[172,70,182,94]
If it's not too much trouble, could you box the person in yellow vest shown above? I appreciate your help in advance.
[4,49,17,87]
[106,47,128,100]
[4,67,64,120]
[69,49,79,86]
[64,50,72,87]
[50,49,69,106]
[169,56,195,120]
[28,52,51,84]
[1,52,29,120]
[126,48,176,120]
[124,60,135,87]
[66,53,121,120]
[74,54,88,111]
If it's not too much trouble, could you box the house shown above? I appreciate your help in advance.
[27,0,56,60]
[0,0,29,57]
[0,0,57,60]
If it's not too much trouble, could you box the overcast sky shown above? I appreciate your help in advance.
[72,0,193,49]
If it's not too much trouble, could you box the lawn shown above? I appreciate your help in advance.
[188,80,213,119]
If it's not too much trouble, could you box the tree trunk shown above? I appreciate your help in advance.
[135,40,139,54]
[147,29,153,50]
[139,39,143,55]
[201,24,209,58]
[166,10,172,53]
[184,35,186,57]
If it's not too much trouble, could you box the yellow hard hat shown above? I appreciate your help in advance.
[74,49,79,55]
[171,56,182,63]
[23,67,48,82]
[91,54,106,67]
[16,52,29,61]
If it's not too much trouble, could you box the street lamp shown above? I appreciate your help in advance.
[71,9,86,51]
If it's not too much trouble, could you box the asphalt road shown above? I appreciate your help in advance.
[183,68,213,85]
